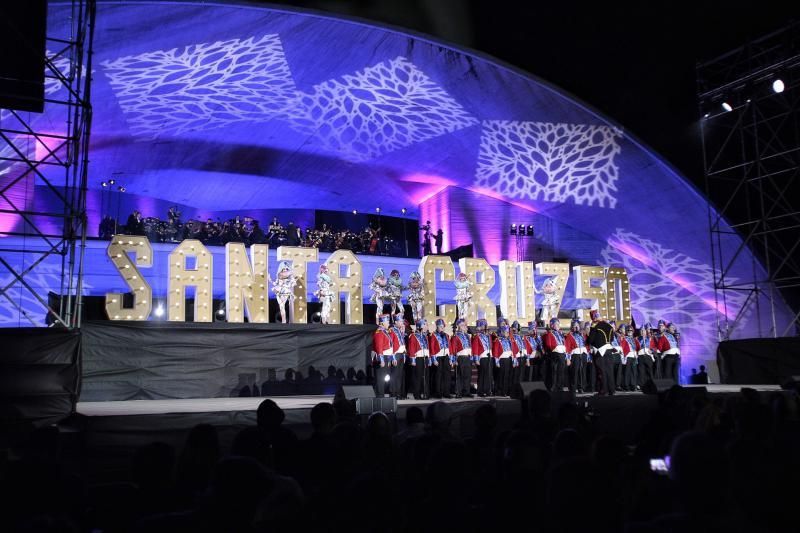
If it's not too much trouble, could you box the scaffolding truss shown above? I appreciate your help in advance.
[698,22,800,339]
[0,1,95,328]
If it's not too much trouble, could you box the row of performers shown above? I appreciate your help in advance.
[370,313,682,399]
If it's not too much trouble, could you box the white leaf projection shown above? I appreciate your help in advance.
[475,121,622,207]
[288,56,479,162]
[101,34,298,138]
[600,228,748,361]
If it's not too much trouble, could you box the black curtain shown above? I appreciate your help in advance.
[717,338,800,384]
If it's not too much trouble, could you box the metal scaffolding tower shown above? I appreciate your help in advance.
[0,1,96,328]
[697,22,800,339]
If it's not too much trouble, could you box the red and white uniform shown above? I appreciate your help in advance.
[372,328,394,362]
[657,333,680,356]
[471,332,492,358]
[428,332,450,358]
[491,336,519,359]
[523,335,540,358]
[565,332,587,359]
[542,330,567,354]
[449,333,472,357]
[635,337,655,360]
[391,328,406,355]
[407,332,429,359]
[620,336,636,364]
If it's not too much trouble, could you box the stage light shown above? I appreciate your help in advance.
[510,224,517,235]
[154,304,164,317]
[311,311,321,323]
[401,208,407,215]
[109,179,115,185]
[384,374,390,382]
[721,101,733,112]
[526,225,534,236]
[518,222,525,230]
[375,207,381,213]
[352,209,358,215]
[101,181,108,187]
[118,185,126,192]
[773,78,785,93]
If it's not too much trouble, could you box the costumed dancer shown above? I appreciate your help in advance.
[314,264,334,324]
[587,310,616,395]
[652,319,666,379]
[406,271,425,323]
[387,269,406,316]
[611,321,623,391]
[539,277,560,324]
[453,272,474,321]
[428,318,452,398]
[565,319,588,393]
[621,325,638,391]
[450,318,473,398]
[582,321,596,392]
[407,319,430,400]
[369,268,392,324]
[371,314,394,397]
[542,317,568,392]
[510,321,525,388]
[271,261,297,324]
[390,313,407,399]
[472,318,493,397]
[491,324,517,396]
[636,322,656,388]
[523,321,543,382]
[658,322,681,383]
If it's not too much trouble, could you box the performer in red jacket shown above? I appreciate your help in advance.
[635,322,656,388]
[542,317,567,392]
[450,318,473,397]
[390,313,407,399]
[565,319,588,393]
[658,321,681,383]
[406,318,430,400]
[472,318,493,397]
[523,321,542,382]
[491,324,517,396]
[428,318,452,398]
[371,314,394,397]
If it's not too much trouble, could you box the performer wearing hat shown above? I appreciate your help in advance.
[371,314,394,397]
[369,268,392,324]
[453,272,474,321]
[314,264,334,324]
[491,324,518,396]
[620,325,638,391]
[450,318,473,397]
[428,318,453,398]
[406,271,425,323]
[539,277,560,324]
[510,321,525,388]
[587,310,616,395]
[523,321,543,382]
[542,317,568,392]
[659,322,681,383]
[565,319,588,393]
[387,269,406,316]
[390,313,408,399]
[407,319,430,400]
[636,322,656,388]
[472,318,493,397]
[582,321,596,393]
[271,261,297,324]
[610,321,623,391]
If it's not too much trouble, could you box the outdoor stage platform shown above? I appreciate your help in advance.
[69,385,783,480]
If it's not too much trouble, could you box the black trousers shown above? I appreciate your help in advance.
[584,359,596,392]
[436,356,452,397]
[612,351,623,390]
[662,353,680,383]
[410,358,427,399]
[568,353,585,392]
[391,354,406,397]
[595,352,616,395]
[374,360,389,397]
[546,352,566,391]
[530,356,544,382]
[456,356,472,396]
[496,358,513,396]
[654,354,663,379]
[622,357,637,391]
[477,357,493,396]
[638,355,654,387]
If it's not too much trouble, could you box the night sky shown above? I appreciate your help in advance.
[261,1,794,189]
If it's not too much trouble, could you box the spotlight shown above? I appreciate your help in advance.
[510,224,517,236]
[401,208,407,215]
[384,374,390,382]
[518,222,525,230]
[721,101,733,112]
[216,308,225,320]
[154,304,164,317]
[773,78,785,93]
[109,179,115,185]
[375,207,381,213]
[118,186,126,192]
[101,181,108,187]
[526,224,534,236]
[352,209,358,215]
[311,311,321,323]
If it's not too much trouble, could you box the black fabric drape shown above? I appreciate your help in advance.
[717,338,800,384]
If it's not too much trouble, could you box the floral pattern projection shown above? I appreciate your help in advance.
[600,228,749,362]
[101,34,299,138]
[475,120,622,208]
[288,56,479,162]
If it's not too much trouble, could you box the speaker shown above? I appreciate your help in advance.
[642,378,676,394]
[780,375,800,390]
[334,385,375,402]
[355,397,397,415]
[511,381,548,399]
[0,1,47,112]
